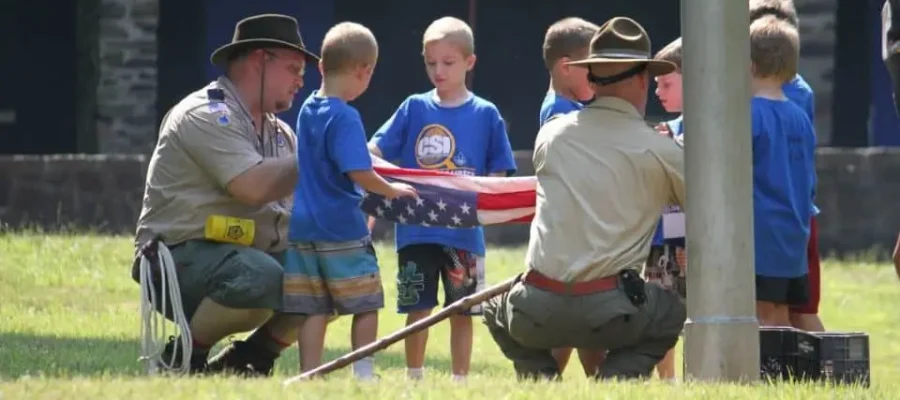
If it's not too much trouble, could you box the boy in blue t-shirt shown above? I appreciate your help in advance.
[748,16,817,327]
[750,0,825,332]
[285,22,417,380]
[368,17,517,382]
[645,37,687,382]
[538,17,599,127]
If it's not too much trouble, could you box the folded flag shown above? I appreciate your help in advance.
[361,156,685,238]
[361,156,536,228]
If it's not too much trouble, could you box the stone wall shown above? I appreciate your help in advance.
[0,155,148,234]
[1,149,898,259]
[796,0,837,145]
[96,0,159,154]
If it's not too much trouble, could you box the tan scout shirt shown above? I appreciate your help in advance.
[135,76,297,252]
[525,97,686,282]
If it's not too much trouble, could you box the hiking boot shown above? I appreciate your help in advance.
[206,340,278,377]
[156,336,209,375]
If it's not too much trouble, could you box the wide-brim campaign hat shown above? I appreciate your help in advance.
[210,14,320,67]
[566,16,676,77]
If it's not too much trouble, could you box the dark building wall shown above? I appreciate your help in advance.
[0,2,80,155]
[0,0,848,155]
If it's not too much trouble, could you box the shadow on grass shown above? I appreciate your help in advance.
[0,332,499,379]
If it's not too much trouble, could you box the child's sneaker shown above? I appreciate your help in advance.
[406,367,425,381]
[352,356,377,381]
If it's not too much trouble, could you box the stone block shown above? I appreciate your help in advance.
[3,148,900,259]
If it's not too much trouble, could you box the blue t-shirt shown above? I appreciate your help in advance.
[539,91,584,126]
[652,115,685,247]
[369,91,517,256]
[783,74,815,122]
[289,91,373,242]
[783,74,820,217]
[751,97,817,278]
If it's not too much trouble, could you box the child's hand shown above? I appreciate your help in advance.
[654,122,672,137]
[387,182,418,199]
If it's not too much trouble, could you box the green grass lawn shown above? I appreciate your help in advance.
[1,234,897,399]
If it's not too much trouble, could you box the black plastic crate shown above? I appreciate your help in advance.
[759,326,803,381]
[758,327,870,387]
[796,331,870,387]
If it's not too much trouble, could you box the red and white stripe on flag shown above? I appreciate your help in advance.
[369,156,684,238]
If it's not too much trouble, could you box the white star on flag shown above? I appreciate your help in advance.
[460,203,471,214]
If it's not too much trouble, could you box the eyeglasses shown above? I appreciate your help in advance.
[263,50,305,78]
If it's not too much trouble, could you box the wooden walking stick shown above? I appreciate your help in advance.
[282,275,519,385]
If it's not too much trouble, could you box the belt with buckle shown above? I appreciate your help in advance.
[521,268,618,295]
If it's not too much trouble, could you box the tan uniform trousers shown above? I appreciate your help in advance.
[482,268,686,380]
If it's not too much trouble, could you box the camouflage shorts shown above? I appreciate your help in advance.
[643,244,687,299]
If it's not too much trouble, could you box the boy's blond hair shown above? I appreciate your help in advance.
[320,22,378,74]
[653,37,683,72]
[542,17,599,70]
[750,15,799,83]
[749,0,799,27]
[422,17,475,57]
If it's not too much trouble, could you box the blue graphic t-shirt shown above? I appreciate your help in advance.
[539,91,585,126]
[369,91,517,256]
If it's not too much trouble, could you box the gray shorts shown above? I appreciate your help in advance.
[133,239,285,321]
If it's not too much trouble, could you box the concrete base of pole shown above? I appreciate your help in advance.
[683,317,761,383]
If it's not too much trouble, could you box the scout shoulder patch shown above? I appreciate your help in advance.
[207,102,231,127]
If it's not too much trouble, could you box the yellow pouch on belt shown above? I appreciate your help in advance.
[204,215,255,246]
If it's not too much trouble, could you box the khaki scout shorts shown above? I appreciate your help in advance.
[134,239,285,321]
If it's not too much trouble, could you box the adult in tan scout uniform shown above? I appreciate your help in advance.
[132,14,317,376]
[482,17,687,380]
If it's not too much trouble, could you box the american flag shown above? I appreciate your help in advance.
[361,156,536,227]
[361,156,685,238]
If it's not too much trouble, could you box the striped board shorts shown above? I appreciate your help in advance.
[282,237,384,316]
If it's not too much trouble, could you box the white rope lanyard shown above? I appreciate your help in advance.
[138,242,193,375]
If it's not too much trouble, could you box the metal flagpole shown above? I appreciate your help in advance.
[681,0,760,382]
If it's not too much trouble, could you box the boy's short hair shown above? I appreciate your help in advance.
[654,37,683,72]
[320,22,378,74]
[750,15,799,83]
[749,0,799,27]
[542,17,599,70]
[422,17,475,57]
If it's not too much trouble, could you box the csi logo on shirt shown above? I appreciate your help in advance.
[415,124,457,169]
